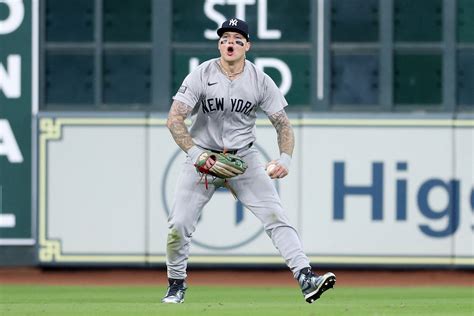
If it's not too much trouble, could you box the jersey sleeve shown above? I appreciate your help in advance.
[259,74,288,116]
[172,69,202,108]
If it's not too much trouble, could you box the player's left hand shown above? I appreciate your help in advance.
[266,160,289,179]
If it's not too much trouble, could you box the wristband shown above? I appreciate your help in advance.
[187,145,202,164]
[277,153,292,170]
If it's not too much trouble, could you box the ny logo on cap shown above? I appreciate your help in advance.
[229,19,238,26]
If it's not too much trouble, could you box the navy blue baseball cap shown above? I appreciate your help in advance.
[217,18,250,41]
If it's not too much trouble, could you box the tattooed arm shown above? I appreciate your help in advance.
[166,100,194,152]
[268,109,295,156]
[267,109,294,178]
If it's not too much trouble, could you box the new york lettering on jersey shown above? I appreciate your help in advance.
[200,98,224,113]
[230,99,255,116]
[200,97,255,116]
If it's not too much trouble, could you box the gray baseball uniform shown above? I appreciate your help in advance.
[166,58,310,279]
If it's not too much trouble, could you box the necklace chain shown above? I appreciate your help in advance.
[219,61,244,78]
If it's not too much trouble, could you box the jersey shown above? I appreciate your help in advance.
[173,58,287,151]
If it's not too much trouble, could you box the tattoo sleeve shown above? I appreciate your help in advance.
[268,109,295,156]
[166,100,194,152]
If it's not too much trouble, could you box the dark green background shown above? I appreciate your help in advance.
[0,0,32,240]
[172,52,310,107]
[39,0,474,110]
[172,0,311,42]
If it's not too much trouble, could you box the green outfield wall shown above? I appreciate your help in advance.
[1,0,473,267]
[0,0,36,248]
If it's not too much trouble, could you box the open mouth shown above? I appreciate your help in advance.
[227,46,234,55]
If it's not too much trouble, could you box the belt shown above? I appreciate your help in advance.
[205,142,253,155]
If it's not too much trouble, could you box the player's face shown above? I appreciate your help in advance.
[218,32,250,63]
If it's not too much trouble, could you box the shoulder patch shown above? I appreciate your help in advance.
[178,85,187,94]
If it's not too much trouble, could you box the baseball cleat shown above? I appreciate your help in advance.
[161,279,187,304]
[298,270,336,304]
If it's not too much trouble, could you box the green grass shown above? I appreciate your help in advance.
[0,285,472,315]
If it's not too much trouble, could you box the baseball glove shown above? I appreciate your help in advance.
[195,151,248,179]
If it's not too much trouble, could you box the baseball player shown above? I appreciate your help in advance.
[162,18,336,304]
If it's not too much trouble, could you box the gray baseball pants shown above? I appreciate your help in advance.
[165,146,310,279]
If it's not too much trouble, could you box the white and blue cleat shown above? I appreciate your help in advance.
[298,271,336,303]
[161,279,187,304]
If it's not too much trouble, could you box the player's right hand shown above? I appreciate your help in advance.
[198,152,216,170]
